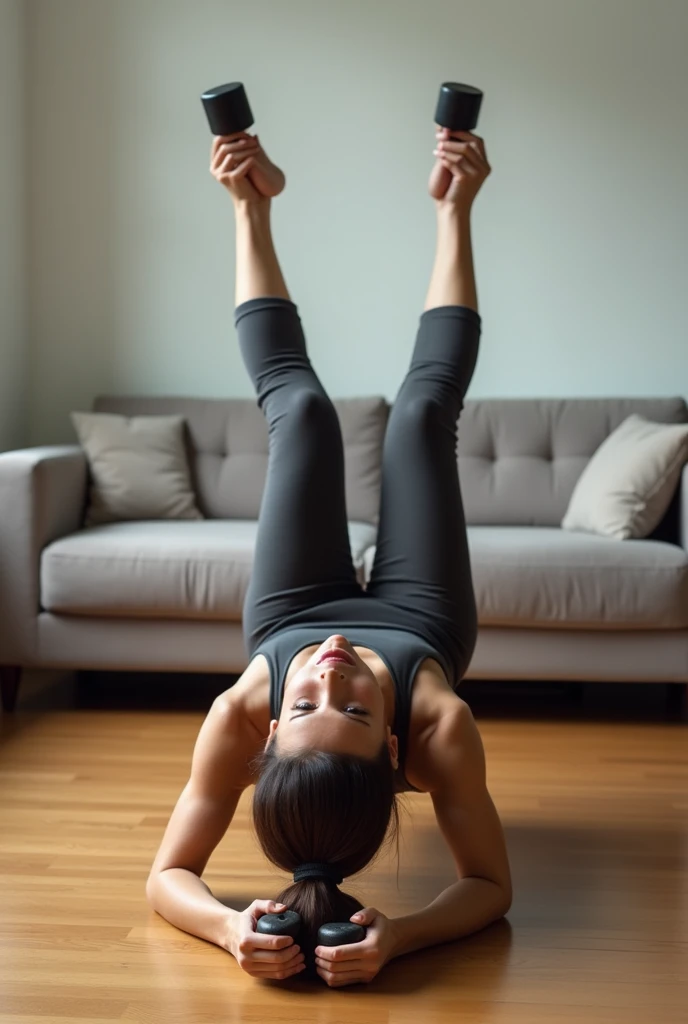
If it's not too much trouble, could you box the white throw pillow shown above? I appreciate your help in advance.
[72,412,203,526]
[561,414,688,540]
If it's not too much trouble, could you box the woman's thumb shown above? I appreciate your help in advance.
[252,899,286,915]
[351,906,376,926]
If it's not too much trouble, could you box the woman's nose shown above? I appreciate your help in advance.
[319,665,346,679]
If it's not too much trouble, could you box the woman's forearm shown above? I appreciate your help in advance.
[146,868,234,950]
[424,206,478,313]
[389,876,510,959]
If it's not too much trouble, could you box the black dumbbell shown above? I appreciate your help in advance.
[201,82,254,136]
[201,80,481,138]
[316,921,365,945]
[255,909,302,938]
[434,82,483,132]
[256,912,365,945]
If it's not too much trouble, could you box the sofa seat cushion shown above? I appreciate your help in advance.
[41,520,378,620]
[361,527,688,629]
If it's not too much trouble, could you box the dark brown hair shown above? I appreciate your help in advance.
[251,739,399,969]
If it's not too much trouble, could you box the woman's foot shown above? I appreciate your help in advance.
[428,126,491,210]
[210,133,286,202]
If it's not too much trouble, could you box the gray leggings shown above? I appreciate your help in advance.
[236,296,481,673]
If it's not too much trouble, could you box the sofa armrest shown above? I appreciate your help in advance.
[681,461,688,551]
[0,446,87,663]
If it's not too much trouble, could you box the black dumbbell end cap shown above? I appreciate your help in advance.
[256,910,301,938]
[434,82,483,132]
[317,922,366,946]
[201,81,254,136]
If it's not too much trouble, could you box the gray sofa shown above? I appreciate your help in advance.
[1,394,687,712]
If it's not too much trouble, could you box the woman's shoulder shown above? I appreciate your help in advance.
[216,654,272,741]
[404,658,471,791]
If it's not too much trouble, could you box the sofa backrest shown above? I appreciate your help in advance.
[457,396,688,527]
[94,394,687,531]
[93,394,389,524]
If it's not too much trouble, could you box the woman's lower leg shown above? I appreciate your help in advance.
[234,198,291,305]
[423,205,478,313]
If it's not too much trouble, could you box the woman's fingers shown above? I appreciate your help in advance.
[436,127,485,145]
[248,956,303,972]
[239,932,294,953]
[249,962,307,978]
[218,153,257,182]
[211,139,259,173]
[249,946,304,966]
[316,965,370,986]
[210,133,258,162]
[437,148,485,179]
[435,140,486,168]
[436,129,488,163]
[211,131,254,156]
[315,954,367,972]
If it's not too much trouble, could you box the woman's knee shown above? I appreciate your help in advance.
[286,388,339,437]
[391,393,445,436]
[291,388,334,419]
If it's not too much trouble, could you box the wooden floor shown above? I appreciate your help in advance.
[0,672,686,1024]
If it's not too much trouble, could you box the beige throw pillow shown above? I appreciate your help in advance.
[71,412,203,526]
[561,414,688,540]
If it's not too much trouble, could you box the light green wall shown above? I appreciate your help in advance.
[0,0,26,451]
[25,0,688,444]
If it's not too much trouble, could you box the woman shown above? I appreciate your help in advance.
[146,120,512,987]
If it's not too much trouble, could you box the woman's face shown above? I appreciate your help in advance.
[267,634,399,765]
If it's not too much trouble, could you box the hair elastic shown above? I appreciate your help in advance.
[293,862,343,885]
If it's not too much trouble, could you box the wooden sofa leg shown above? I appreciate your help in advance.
[0,666,22,712]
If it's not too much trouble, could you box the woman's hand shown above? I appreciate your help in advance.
[314,906,397,987]
[225,899,306,980]
[428,128,491,211]
[210,133,285,204]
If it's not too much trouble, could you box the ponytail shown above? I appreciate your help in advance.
[251,740,399,964]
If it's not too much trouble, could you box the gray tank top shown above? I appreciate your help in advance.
[252,598,457,793]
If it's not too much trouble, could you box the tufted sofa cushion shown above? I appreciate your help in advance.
[456,397,688,526]
[93,395,389,525]
[93,395,688,532]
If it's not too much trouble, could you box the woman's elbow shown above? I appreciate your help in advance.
[497,883,513,918]
[145,872,160,907]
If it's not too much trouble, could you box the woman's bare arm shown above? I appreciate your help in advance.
[145,694,254,947]
[389,699,512,958]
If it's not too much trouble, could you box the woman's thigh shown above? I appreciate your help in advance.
[366,305,481,653]
[235,297,362,651]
